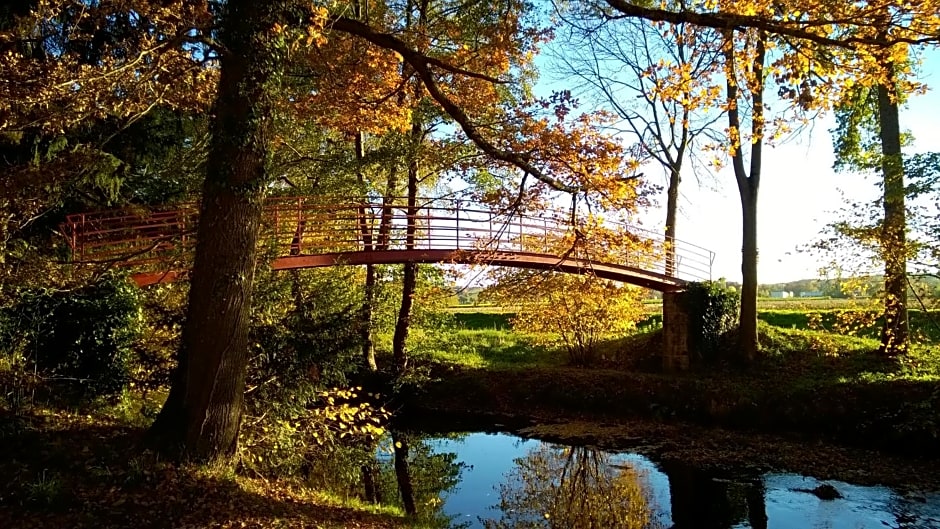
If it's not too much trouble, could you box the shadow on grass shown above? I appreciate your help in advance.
[452,312,512,330]
[0,413,403,529]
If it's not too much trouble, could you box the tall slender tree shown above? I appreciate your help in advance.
[551,2,724,275]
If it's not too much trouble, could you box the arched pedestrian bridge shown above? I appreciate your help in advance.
[60,196,714,291]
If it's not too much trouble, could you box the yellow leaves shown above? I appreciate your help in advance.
[0,0,216,132]
[482,230,650,364]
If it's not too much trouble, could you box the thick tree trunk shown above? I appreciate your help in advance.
[148,0,280,462]
[876,80,909,357]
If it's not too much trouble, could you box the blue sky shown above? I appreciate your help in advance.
[535,31,940,284]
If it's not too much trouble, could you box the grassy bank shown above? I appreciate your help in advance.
[0,406,421,529]
[407,319,940,455]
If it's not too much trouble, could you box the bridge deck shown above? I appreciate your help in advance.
[60,197,714,291]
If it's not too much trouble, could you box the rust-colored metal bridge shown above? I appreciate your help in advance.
[60,196,714,291]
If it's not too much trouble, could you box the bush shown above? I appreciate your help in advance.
[2,273,142,400]
[686,281,740,364]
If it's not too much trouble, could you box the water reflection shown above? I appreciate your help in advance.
[305,431,468,527]
[484,445,658,528]
[659,460,766,529]
[430,432,940,529]
[309,431,940,528]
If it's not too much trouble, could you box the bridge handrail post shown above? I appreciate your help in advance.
[80,213,86,262]
[488,212,493,249]
[455,199,460,250]
[542,217,548,253]
[273,202,280,251]
[179,209,186,257]
[517,211,522,252]
[296,197,304,254]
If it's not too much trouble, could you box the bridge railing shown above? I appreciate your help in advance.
[61,196,714,282]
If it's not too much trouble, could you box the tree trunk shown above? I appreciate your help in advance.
[391,59,424,372]
[362,462,381,504]
[665,163,681,276]
[724,29,764,362]
[355,132,378,371]
[392,431,417,516]
[392,148,419,373]
[148,0,280,462]
[361,264,378,371]
[739,187,759,361]
[877,80,909,357]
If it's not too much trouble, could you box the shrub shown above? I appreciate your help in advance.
[2,273,142,400]
[686,281,740,364]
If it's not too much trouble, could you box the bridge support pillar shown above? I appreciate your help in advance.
[662,290,690,371]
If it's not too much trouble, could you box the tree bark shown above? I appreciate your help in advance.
[876,79,909,357]
[391,0,425,374]
[148,0,281,462]
[362,462,381,504]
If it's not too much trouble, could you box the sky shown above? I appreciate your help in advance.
[667,69,940,284]
[533,34,940,285]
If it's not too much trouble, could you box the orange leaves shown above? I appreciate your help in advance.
[289,34,411,134]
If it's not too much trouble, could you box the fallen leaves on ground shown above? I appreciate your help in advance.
[0,409,408,529]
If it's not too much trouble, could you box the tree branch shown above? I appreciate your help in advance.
[331,16,583,194]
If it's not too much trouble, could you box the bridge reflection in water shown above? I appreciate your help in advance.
[60,196,714,290]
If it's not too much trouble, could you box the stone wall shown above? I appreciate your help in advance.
[662,290,690,371]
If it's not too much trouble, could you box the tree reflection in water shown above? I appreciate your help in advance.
[485,445,663,529]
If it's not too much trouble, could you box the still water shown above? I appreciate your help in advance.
[368,431,940,529]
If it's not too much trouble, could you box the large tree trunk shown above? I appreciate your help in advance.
[148,0,280,462]
[876,80,909,357]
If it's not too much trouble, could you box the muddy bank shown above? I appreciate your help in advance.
[400,366,940,488]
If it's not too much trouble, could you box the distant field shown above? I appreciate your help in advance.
[752,297,874,310]
[449,304,940,343]
[448,297,876,314]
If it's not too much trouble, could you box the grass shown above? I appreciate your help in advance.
[411,310,940,454]
[406,327,565,369]
[0,406,419,528]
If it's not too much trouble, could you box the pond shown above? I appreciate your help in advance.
[339,430,940,528]
[415,432,940,528]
